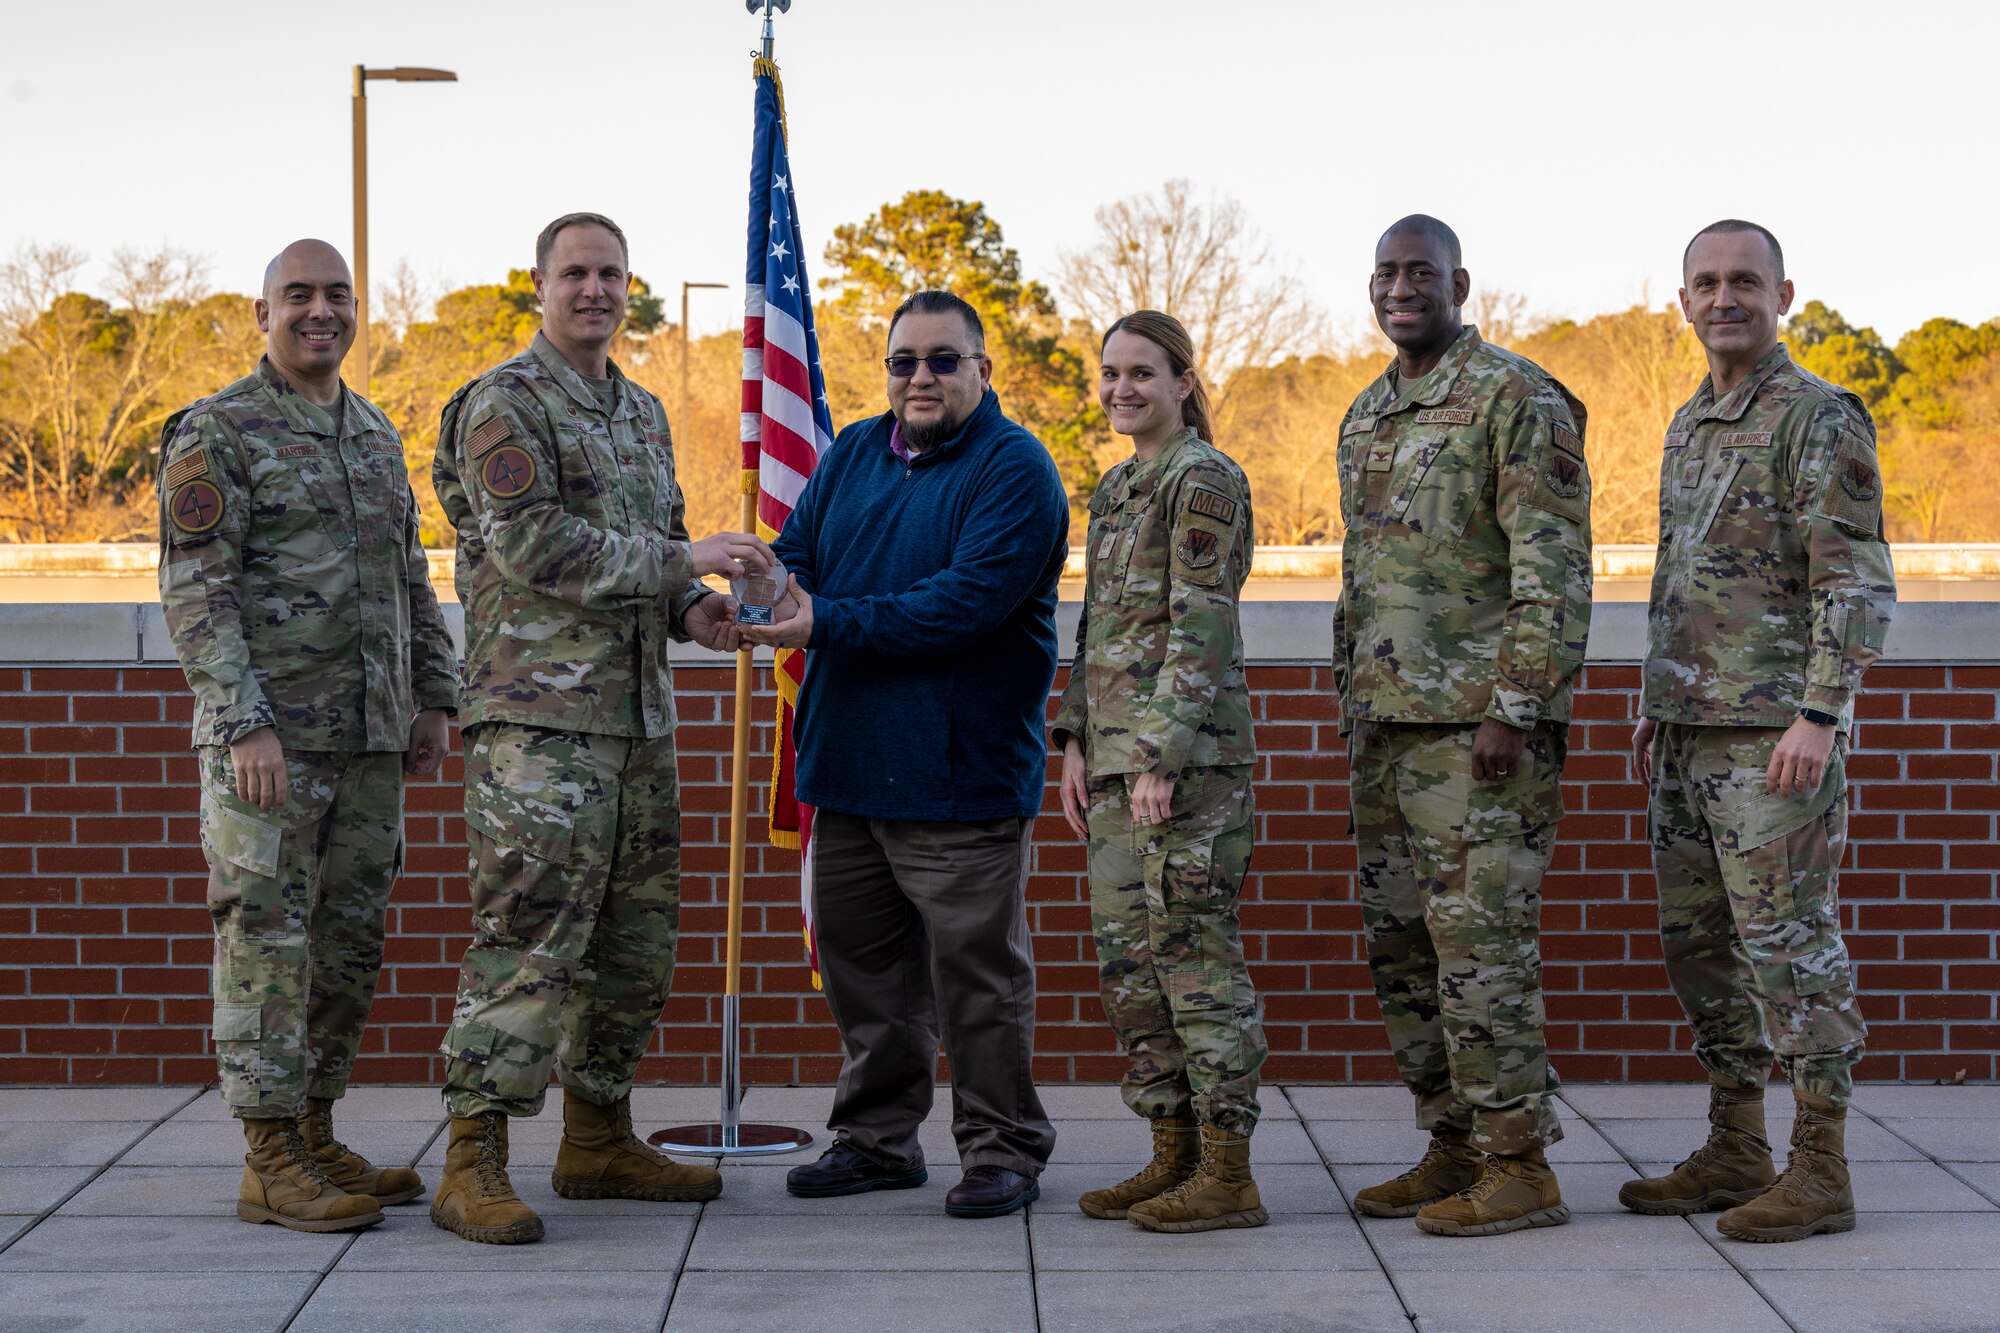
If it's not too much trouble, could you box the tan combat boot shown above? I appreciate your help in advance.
[431,1112,545,1244]
[298,1097,424,1206]
[1125,1123,1268,1233]
[1415,1147,1570,1236]
[236,1116,383,1233]
[1716,1092,1856,1242]
[551,1090,724,1202]
[1353,1129,1485,1218]
[1619,1084,1775,1215]
[1079,1115,1200,1219]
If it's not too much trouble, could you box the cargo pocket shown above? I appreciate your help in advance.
[441,1017,508,1070]
[1164,965,1244,1069]
[464,774,575,866]
[1717,754,1845,921]
[209,802,282,880]
[463,774,575,939]
[210,1002,266,1107]
[1791,934,1852,998]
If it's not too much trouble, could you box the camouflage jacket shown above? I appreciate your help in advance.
[1642,343,1895,728]
[1333,327,1593,734]
[156,358,457,752]
[434,331,707,740]
[1053,429,1255,780]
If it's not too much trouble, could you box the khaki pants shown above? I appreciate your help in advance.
[812,813,1055,1177]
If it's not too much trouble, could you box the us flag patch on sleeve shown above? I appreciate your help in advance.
[164,450,209,486]
[465,415,511,459]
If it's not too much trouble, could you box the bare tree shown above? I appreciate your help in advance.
[1058,180,1324,399]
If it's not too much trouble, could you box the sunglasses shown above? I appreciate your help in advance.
[884,352,982,378]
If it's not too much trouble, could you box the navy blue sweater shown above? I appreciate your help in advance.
[773,390,1069,821]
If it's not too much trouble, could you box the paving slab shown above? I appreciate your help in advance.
[1595,1116,1921,1164]
[0,1121,149,1167]
[1948,1162,2000,1205]
[1360,1211,1729,1271]
[1848,1084,2000,1118]
[1330,1160,1641,1215]
[1285,1085,1424,1121]
[294,1271,674,1333]
[1395,1269,1788,1333]
[1758,1269,2000,1333]
[1052,1117,1320,1164]
[1720,1211,2000,1270]
[1030,1208,1378,1271]
[1871,1117,2000,1162]
[1037,1268,1410,1332]
[1036,1161,1347,1216]
[172,1086,449,1122]
[0,1087,195,1123]
[1304,1117,1623,1165]
[703,1161,947,1215]
[1557,1082,1779,1120]
[0,1271,314,1333]
[1632,1158,1998,1213]
[685,1211,1029,1272]
[0,1165,95,1215]
[668,1271,1036,1332]
[126,1120,435,1168]
[0,1214,346,1272]
[337,1212,692,1272]
[59,1166,255,1217]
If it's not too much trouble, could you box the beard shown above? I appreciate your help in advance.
[898,404,970,453]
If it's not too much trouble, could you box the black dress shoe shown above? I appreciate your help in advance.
[785,1141,928,1198]
[944,1165,1040,1218]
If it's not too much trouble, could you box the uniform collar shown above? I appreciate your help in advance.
[1692,341,1793,424]
[256,357,348,437]
[530,330,640,422]
[1363,325,1482,417]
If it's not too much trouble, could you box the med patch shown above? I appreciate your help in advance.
[1185,486,1238,526]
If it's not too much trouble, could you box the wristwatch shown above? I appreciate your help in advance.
[1799,708,1839,727]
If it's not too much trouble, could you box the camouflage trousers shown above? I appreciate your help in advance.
[1351,721,1566,1155]
[1086,766,1266,1136]
[441,723,684,1119]
[199,746,404,1119]
[1650,723,1865,1106]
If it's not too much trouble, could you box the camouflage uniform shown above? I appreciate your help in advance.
[157,357,457,1118]
[1053,428,1266,1136]
[434,330,708,1119]
[1333,327,1593,1155]
[1644,343,1894,1107]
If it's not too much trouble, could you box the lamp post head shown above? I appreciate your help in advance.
[365,66,458,82]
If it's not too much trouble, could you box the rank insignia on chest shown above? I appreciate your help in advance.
[481,445,537,499]
[1186,487,1238,525]
[1546,453,1584,499]
[169,479,224,534]
[1841,456,1878,502]
[1177,527,1220,569]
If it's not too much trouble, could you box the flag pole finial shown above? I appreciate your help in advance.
[747,0,791,60]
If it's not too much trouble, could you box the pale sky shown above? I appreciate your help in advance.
[3,0,1994,345]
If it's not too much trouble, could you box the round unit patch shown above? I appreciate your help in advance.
[170,479,225,534]
[481,445,537,499]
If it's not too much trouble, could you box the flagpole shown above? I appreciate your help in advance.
[651,0,811,1160]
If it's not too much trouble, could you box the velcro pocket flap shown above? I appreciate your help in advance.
[212,1004,261,1043]
[1721,757,1845,853]
[464,775,575,866]
[1165,965,1233,1013]
[210,803,281,879]
[441,1018,508,1069]
[1790,935,1851,997]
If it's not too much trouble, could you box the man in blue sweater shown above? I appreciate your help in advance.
[743,290,1068,1218]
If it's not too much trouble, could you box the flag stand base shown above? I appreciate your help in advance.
[647,994,814,1158]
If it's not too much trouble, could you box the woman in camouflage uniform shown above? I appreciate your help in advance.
[1053,310,1268,1233]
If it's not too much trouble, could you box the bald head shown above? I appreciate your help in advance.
[254,239,357,405]
[263,239,350,301]
[1378,214,1462,271]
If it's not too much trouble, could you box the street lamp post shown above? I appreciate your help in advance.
[351,65,457,395]
[680,281,729,439]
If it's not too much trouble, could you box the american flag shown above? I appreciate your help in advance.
[741,57,833,987]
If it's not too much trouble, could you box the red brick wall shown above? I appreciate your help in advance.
[2,663,1994,1087]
